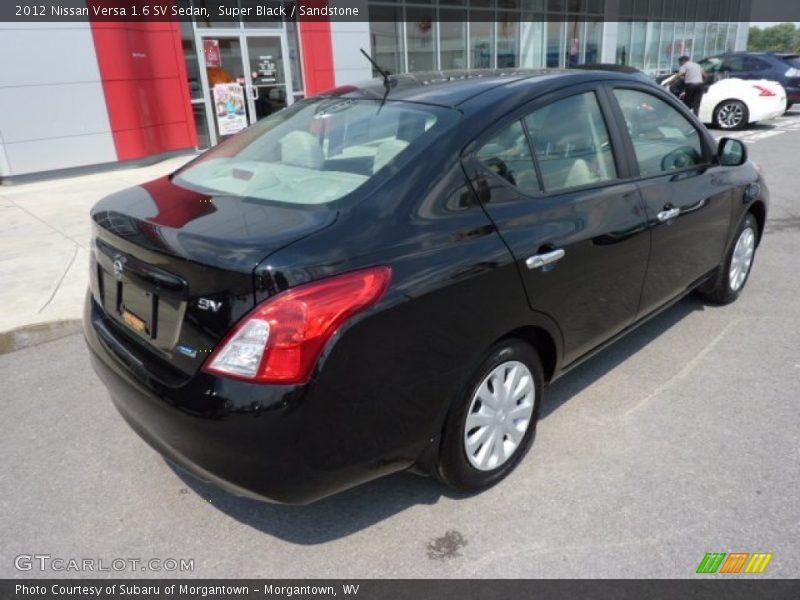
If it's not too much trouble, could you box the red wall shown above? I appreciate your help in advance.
[299,1,335,95]
[89,19,197,161]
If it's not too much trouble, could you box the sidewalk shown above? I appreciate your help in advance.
[0,156,194,349]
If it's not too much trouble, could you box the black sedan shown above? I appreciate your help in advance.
[84,68,767,504]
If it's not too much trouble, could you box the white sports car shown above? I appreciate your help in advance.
[662,62,786,130]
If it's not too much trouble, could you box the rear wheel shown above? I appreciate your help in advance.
[436,339,544,493]
[697,213,759,305]
[713,100,748,130]
[787,100,794,114]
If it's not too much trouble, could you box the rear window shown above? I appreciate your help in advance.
[174,98,457,205]
[782,55,800,69]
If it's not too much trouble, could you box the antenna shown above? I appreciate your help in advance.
[360,48,393,89]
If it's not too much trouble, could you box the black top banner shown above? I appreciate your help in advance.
[2,0,800,23]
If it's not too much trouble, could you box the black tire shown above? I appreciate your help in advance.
[697,213,759,305]
[713,100,749,130]
[786,101,794,114]
[436,339,544,494]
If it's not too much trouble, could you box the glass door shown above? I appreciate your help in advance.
[244,35,293,121]
[198,32,294,146]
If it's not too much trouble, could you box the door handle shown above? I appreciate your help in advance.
[526,248,565,270]
[657,207,681,222]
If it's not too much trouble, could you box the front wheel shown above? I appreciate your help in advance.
[436,340,544,493]
[714,100,748,130]
[697,213,759,305]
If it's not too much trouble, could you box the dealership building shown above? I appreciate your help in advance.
[0,0,750,181]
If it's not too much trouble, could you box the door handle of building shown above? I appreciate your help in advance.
[248,85,259,100]
[657,207,681,222]
[526,248,565,270]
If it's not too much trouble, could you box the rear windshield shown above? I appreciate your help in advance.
[174,98,457,205]
[782,55,800,69]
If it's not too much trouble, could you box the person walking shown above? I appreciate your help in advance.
[663,55,706,116]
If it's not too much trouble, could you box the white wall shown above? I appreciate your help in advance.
[330,1,373,86]
[0,20,116,178]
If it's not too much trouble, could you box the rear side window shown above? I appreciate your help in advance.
[475,120,541,196]
[723,55,746,71]
[613,89,704,177]
[524,92,617,192]
[743,56,770,71]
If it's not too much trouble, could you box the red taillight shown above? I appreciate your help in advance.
[753,85,776,97]
[204,267,392,384]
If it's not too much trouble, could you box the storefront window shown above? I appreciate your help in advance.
[584,19,601,64]
[659,22,674,74]
[630,22,646,68]
[440,12,468,69]
[643,22,660,75]
[406,7,437,71]
[180,21,203,100]
[520,17,545,68]
[497,14,520,68]
[616,21,631,65]
[369,6,405,76]
[285,16,304,94]
[193,104,211,149]
[564,18,583,66]
[469,13,495,68]
[545,20,563,67]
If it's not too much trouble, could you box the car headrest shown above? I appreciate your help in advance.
[280,131,324,169]
[373,139,409,173]
[563,159,594,188]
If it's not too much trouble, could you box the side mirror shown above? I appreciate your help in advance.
[718,137,747,167]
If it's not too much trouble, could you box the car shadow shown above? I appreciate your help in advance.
[542,295,706,418]
[169,295,707,545]
[168,460,453,545]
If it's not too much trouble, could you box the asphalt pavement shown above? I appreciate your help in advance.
[1,113,799,579]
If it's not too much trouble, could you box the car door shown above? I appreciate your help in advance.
[463,85,650,365]
[608,85,732,318]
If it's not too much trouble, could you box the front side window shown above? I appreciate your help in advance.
[614,89,705,177]
[174,98,456,204]
[475,120,540,196]
[524,92,618,192]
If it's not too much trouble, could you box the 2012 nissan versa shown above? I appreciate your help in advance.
[84,68,768,504]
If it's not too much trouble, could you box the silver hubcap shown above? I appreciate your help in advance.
[718,103,744,129]
[464,360,535,471]
[729,226,755,292]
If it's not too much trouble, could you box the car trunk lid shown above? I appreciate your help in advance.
[89,175,336,379]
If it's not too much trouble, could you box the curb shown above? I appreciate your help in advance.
[0,320,82,356]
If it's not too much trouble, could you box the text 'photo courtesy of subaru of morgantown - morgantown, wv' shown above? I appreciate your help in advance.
[84,67,767,504]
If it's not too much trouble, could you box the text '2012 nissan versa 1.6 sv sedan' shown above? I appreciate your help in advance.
[84,68,768,504]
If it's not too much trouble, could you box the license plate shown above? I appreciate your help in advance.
[121,309,147,334]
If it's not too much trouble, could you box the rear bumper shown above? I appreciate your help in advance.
[785,88,800,103]
[749,97,786,123]
[84,294,414,504]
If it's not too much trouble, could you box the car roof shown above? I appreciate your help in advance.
[728,51,799,58]
[325,68,652,108]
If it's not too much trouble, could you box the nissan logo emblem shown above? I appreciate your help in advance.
[113,258,126,280]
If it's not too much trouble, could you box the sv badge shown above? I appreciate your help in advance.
[197,298,223,313]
